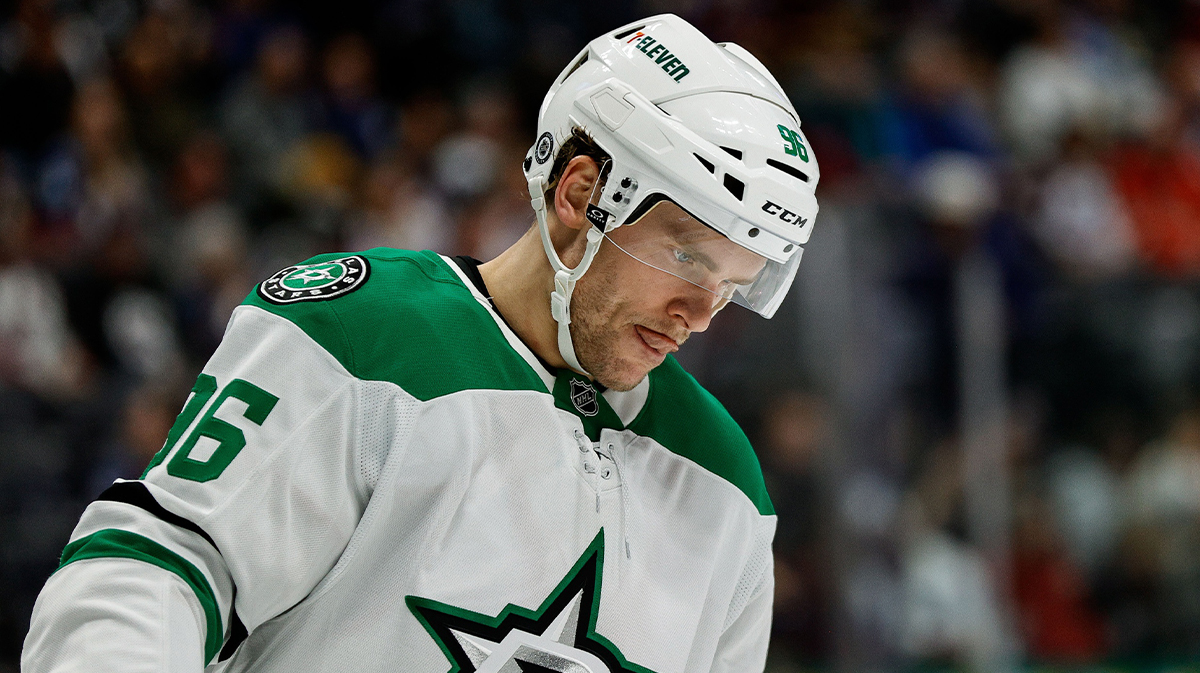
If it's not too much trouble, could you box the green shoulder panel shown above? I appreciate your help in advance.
[243,249,770,513]
[242,249,548,400]
[628,357,774,517]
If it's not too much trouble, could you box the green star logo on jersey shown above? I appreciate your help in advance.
[257,255,370,305]
[406,530,657,673]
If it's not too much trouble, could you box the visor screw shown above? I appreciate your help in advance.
[784,244,794,252]
[748,228,760,238]
[620,177,631,188]
[612,192,623,202]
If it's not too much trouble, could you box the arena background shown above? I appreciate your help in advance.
[4,0,1200,670]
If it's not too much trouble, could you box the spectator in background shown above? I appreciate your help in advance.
[219,24,316,215]
[1031,129,1136,280]
[1123,406,1200,653]
[758,390,833,665]
[999,2,1163,166]
[48,75,182,384]
[339,90,457,254]
[778,4,880,189]
[1165,42,1200,148]
[431,81,519,204]
[59,224,182,383]
[395,90,453,174]
[276,130,363,238]
[210,0,281,78]
[1045,444,1122,581]
[892,151,1002,422]
[117,6,210,169]
[1113,97,1200,277]
[455,141,537,260]
[0,157,88,401]
[433,81,528,257]
[342,153,452,254]
[167,131,251,365]
[898,439,1016,667]
[0,0,76,180]
[65,78,154,266]
[85,382,182,497]
[879,27,999,169]
[316,33,392,160]
[1011,487,1108,662]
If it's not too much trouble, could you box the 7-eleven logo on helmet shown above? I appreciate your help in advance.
[624,30,691,82]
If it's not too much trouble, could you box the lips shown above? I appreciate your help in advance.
[634,325,680,356]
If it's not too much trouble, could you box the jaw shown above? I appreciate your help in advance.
[591,363,650,392]
[576,324,670,392]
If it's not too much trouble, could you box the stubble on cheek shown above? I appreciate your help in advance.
[568,273,648,392]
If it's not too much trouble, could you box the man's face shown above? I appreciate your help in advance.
[569,200,767,391]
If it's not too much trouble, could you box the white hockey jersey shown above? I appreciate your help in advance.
[23,249,777,673]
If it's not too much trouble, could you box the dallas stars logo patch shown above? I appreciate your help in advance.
[406,531,656,673]
[258,255,370,305]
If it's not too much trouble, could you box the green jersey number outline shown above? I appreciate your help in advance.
[777,124,809,162]
[142,376,279,483]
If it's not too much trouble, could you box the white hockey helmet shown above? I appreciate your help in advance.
[524,13,819,375]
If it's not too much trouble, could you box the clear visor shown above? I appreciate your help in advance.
[589,175,800,319]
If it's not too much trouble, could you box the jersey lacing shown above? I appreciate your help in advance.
[596,442,633,561]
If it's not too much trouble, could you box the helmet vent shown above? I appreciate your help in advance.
[613,25,645,40]
[694,153,716,174]
[723,174,745,201]
[720,146,743,160]
[766,158,809,183]
[561,52,590,83]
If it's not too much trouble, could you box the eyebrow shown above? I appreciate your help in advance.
[663,207,762,285]
[673,237,760,286]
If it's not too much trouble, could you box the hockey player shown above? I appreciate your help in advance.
[23,14,818,673]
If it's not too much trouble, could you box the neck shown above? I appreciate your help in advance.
[478,226,570,371]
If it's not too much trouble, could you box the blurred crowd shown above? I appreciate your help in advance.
[2,0,1200,670]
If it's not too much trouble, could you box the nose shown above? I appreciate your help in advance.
[669,287,721,333]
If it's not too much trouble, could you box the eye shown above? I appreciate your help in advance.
[672,248,693,264]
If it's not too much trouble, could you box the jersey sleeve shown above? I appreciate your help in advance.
[710,515,776,673]
[710,563,774,673]
[23,559,209,673]
[24,303,398,671]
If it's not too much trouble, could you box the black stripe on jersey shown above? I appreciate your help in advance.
[97,481,220,551]
[96,481,248,659]
[219,608,248,661]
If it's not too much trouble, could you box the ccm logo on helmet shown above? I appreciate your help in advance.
[625,32,691,82]
[763,200,808,227]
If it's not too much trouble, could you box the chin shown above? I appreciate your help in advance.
[595,373,645,393]
[589,357,653,392]
[572,321,660,391]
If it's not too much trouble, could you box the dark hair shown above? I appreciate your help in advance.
[544,127,611,199]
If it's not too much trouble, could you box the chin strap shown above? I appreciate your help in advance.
[529,174,607,377]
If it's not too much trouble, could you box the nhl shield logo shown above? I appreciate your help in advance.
[569,379,599,417]
[258,255,370,305]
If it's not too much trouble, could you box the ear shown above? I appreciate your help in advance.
[553,156,600,232]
